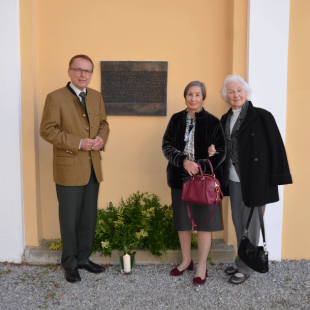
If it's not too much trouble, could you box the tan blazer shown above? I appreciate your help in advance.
[40,86,110,186]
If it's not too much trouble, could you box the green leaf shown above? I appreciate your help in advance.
[91,191,181,257]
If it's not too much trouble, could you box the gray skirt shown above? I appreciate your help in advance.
[171,188,223,232]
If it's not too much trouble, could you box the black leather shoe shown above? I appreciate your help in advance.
[229,273,250,284]
[65,267,81,283]
[225,266,238,275]
[77,261,105,273]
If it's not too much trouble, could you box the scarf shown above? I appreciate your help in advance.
[224,100,249,182]
[225,100,249,141]
[183,111,196,161]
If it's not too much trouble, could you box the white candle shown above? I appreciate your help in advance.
[123,254,131,273]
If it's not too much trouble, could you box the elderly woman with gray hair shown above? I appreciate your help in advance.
[209,75,292,284]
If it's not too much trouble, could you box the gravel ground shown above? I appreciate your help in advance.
[0,260,309,310]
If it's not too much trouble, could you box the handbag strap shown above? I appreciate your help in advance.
[186,187,223,232]
[243,207,266,244]
[206,159,215,175]
[197,160,215,176]
[197,163,204,176]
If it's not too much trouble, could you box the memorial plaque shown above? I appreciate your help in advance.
[101,61,167,116]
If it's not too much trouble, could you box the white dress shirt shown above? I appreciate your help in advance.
[70,82,86,102]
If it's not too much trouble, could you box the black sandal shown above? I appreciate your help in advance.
[224,266,238,275]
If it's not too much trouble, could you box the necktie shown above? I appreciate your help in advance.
[79,91,86,111]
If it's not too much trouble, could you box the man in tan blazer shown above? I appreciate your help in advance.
[40,55,110,283]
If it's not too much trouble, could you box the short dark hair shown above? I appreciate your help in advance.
[183,81,206,100]
[69,54,94,71]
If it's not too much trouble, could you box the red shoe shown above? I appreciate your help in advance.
[193,269,208,285]
[170,260,194,276]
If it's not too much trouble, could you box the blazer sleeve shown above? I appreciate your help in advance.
[40,93,81,154]
[96,94,110,150]
[162,115,187,167]
[260,110,292,186]
[197,120,226,174]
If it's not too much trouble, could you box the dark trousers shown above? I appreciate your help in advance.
[229,180,265,275]
[56,166,99,269]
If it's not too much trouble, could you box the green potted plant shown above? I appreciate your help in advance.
[93,192,182,258]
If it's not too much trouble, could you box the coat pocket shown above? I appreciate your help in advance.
[54,156,73,165]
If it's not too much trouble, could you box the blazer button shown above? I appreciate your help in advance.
[86,128,89,131]
[251,133,255,136]
[254,158,258,162]
[83,114,86,117]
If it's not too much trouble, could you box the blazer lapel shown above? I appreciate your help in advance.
[221,109,231,127]
[239,101,257,134]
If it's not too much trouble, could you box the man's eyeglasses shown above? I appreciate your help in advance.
[70,68,93,75]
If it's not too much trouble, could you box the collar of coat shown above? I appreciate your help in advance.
[66,82,88,98]
[183,107,207,120]
[222,101,257,134]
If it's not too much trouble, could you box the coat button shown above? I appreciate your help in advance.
[86,128,89,131]
[254,158,258,162]
[251,133,255,136]
[83,114,86,117]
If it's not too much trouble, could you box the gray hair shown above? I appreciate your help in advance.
[184,81,206,100]
[220,75,252,107]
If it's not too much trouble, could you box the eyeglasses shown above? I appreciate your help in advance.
[69,68,93,75]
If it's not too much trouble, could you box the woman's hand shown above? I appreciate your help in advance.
[208,144,216,157]
[183,159,199,176]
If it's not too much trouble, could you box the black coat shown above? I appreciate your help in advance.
[162,108,226,189]
[220,101,292,207]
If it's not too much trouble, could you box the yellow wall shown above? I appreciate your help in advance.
[282,0,310,259]
[221,0,247,247]
[20,0,246,243]
[20,0,310,259]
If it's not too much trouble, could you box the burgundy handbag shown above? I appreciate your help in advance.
[182,159,223,231]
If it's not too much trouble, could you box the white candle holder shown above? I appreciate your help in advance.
[118,252,136,274]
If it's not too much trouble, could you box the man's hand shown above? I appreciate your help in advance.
[80,138,96,151]
[91,136,104,151]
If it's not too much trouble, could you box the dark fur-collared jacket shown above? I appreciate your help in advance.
[162,108,226,189]
[220,101,292,207]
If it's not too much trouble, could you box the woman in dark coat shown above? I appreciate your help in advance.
[162,81,226,285]
[209,74,292,284]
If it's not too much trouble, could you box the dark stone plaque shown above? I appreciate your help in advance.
[101,61,167,116]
